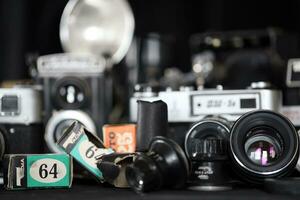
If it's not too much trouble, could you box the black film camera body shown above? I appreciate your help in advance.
[37,54,112,153]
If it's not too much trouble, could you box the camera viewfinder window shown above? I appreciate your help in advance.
[240,98,256,109]
[291,62,300,82]
[1,95,19,114]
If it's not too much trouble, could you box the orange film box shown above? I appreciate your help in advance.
[102,124,136,153]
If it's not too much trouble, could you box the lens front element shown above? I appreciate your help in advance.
[245,134,282,166]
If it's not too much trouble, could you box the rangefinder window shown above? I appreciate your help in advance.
[240,98,256,109]
[1,95,19,115]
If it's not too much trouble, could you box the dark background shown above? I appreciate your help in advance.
[0,0,300,81]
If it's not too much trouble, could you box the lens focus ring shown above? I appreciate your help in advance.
[190,138,227,160]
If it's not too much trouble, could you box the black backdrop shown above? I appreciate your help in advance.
[0,0,300,81]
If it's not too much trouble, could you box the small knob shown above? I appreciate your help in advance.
[216,85,224,90]
[179,86,194,92]
[249,82,272,89]
[134,84,144,92]
[133,84,158,98]
[165,87,173,92]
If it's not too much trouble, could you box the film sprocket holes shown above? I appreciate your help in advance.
[57,121,114,181]
[3,154,72,190]
[0,86,43,155]
[130,83,281,123]
[37,53,112,153]
[102,124,136,153]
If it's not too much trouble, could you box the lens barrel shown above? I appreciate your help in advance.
[184,118,232,191]
[229,110,299,184]
[185,118,231,156]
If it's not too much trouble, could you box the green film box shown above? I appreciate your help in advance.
[3,154,73,190]
[57,122,114,181]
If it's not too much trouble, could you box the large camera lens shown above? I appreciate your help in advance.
[230,110,299,184]
[184,118,232,191]
[126,136,189,192]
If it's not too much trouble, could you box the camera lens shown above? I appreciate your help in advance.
[184,118,232,191]
[230,110,299,184]
[244,131,282,167]
[185,118,230,157]
[52,77,90,109]
[125,136,189,192]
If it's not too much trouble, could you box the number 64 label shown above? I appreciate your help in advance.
[26,154,71,188]
[29,159,66,183]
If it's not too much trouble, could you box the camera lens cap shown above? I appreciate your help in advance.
[149,136,190,189]
[264,177,300,195]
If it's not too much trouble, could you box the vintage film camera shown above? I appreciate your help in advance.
[0,85,43,157]
[35,0,135,154]
[130,83,281,145]
[37,53,112,153]
[189,29,300,89]
[130,82,281,123]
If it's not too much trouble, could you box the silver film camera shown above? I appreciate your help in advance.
[0,86,43,156]
[130,83,282,123]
